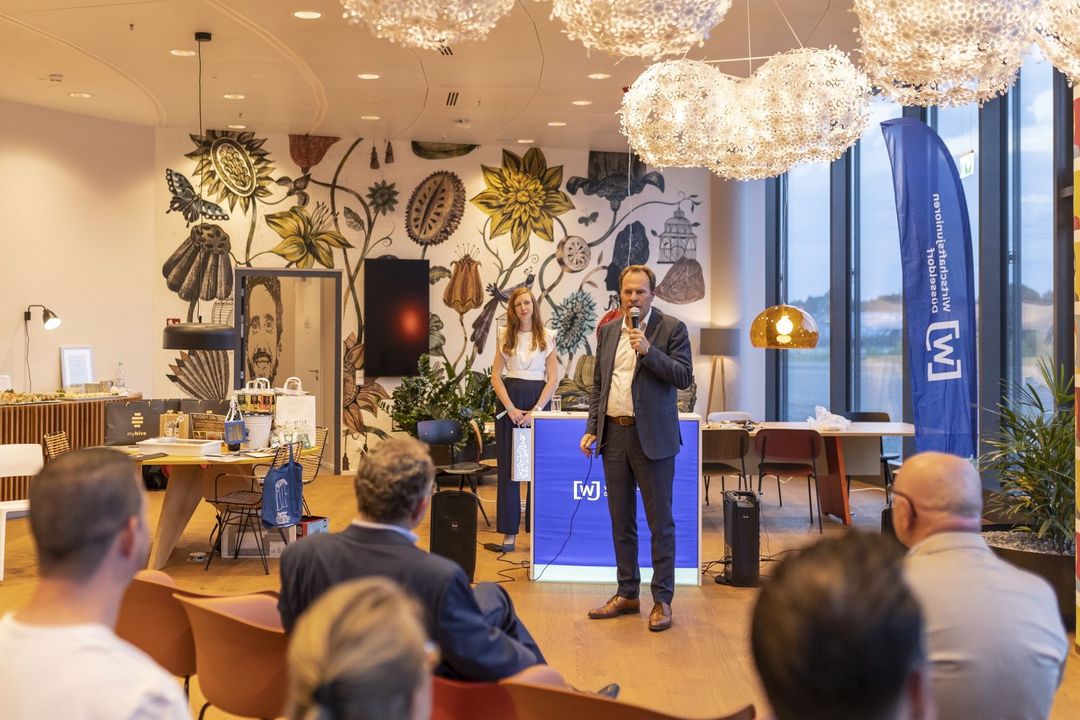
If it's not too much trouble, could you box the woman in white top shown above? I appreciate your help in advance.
[490,287,558,552]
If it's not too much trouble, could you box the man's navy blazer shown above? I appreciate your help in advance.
[278,524,538,681]
[586,307,693,460]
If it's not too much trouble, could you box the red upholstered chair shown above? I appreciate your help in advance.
[432,676,517,720]
[504,681,755,720]
[754,428,824,532]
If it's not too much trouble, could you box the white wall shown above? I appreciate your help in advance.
[709,174,767,419]
[0,99,155,395]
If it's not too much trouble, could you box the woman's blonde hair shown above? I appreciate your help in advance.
[287,577,430,720]
[501,286,547,356]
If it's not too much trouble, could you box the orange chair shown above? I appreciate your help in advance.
[432,676,517,720]
[504,681,755,720]
[114,570,278,696]
[177,593,288,720]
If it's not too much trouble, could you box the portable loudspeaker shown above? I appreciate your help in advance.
[429,490,478,582]
[721,490,760,587]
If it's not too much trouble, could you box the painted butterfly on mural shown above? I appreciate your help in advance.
[578,211,599,226]
[165,169,230,225]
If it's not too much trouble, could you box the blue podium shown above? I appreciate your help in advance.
[523,412,701,585]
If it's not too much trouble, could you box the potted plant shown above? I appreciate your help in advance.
[980,357,1075,627]
[383,354,497,449]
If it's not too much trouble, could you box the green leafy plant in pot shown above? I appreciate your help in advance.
[980,357,1075,625]
[383,354,496,447]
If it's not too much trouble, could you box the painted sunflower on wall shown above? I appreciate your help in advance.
[471,148,575,251]
[186,130,276,215]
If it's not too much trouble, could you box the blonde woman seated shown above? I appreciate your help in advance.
[288,577,432,720]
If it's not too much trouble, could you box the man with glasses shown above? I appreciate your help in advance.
[892,452,1068,720]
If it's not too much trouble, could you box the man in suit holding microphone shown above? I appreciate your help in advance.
[580,264,693,632]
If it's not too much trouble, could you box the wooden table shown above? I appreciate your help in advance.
[705,421,915,526]
[136,453,268,570]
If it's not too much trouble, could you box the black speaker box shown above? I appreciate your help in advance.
[429,491,478,582]
[722,490,760,587]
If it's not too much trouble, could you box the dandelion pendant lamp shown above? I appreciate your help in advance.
[340,0,515,50]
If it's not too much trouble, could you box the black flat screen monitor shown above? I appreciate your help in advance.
[363,258,430,376]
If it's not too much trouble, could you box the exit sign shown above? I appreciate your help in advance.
[957,150,976,179]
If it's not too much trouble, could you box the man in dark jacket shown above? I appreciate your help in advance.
[279,437,556,682]
[580,264,693,632]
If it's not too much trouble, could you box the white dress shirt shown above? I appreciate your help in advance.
[606,309,652,417]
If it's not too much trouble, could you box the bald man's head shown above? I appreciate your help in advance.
[894,452,982,547]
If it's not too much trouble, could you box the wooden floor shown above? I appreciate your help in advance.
[1,472,1078,719]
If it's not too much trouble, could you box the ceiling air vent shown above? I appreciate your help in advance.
[446,91,459,107]
[438,45,453,56]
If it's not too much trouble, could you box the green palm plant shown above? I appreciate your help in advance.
[980,357,1075,554]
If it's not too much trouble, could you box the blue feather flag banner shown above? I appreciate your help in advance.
[882,118,978,458]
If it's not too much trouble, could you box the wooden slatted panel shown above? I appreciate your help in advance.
[0,397,131,501]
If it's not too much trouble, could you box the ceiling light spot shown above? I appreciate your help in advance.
[293,11,321,19]
[223,93,245,100]
[228,124,247,129]
[361,115,380,120]
[547,121,567,127]
[68,92,92,98]
[517,139,535,144]
[169,48,196,57]
[571,99,593,106]
[357,73,381,80]
[588,73,611,80]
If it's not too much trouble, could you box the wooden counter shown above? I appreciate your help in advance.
[0,395,140,500]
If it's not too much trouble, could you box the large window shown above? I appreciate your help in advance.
[769,67,1066,450]
[855,99,904,432]
[782,163,831,421]
[1009,52,1055,396]
[934,102,981,293]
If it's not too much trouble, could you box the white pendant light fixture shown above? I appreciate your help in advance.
[854,0,1039,107]
[340,0,515,50]
[620,60,735,168]
[551,0,732,60]
[1034,0,1080,86]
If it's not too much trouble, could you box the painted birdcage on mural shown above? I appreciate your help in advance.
[657,207,697,264]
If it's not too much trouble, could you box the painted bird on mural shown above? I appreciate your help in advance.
[469,273,536,352]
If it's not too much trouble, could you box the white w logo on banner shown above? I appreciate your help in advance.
[925,320,963,381]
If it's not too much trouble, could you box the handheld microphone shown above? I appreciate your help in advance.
[629,306,641,330]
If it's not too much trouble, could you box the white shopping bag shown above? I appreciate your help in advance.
[273,377,317,448]
[512,427,532,483]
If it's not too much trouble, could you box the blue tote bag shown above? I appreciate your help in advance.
[262,445,303,528]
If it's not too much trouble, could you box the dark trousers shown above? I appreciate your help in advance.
[473,582,546,665]
[494,378,546,535]
[601,422,676,604]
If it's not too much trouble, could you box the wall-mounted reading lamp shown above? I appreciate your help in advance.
[25,304,62,330]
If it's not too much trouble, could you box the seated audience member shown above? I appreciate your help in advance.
[278,437,562,684]
[751,532,932,720]
[893,452,1069,720]
[288,577,432,720]
[0,448,188,719]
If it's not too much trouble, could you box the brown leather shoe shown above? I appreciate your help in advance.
[649,602,672,632]
[587,595,640,619]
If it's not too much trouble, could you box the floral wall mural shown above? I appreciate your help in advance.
[154,129,711,468]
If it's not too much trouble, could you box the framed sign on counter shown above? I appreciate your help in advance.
[60,345,94,389]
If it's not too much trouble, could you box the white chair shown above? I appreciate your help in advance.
[0,444,44,582]
[707,411,756,424]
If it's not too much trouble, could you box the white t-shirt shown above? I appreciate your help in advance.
[0,614,190,720]
[499,329,556,381]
